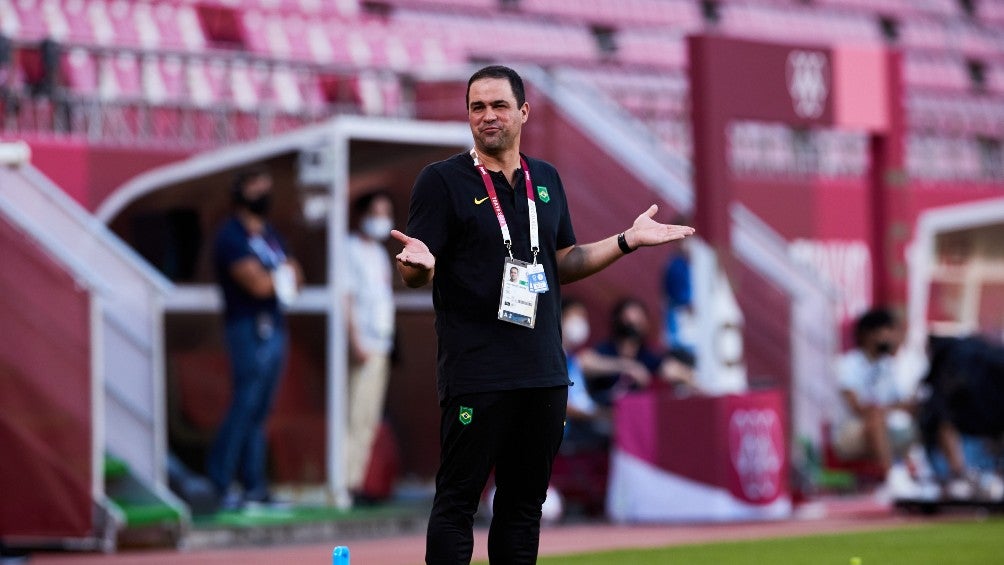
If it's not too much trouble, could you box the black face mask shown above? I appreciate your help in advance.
[875,341,894,355]
[613,320,643,341]
[241,193,272,217]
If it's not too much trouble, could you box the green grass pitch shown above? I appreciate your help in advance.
[477,519,1004,565]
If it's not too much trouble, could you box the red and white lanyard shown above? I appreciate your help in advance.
[470,148,540,263]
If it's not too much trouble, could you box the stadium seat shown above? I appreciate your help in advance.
[167,3,209,51]
[987,65,1004,96]
[196,2,245,48]
[60,46,97,95]
[57,0,100,44]
[520,0,703,32]
[4,0,47,40]
[107,50,142,100]
[719,3,881,45]
[184,57,226,108]
[378,0,498,12]
[268,67,306,114]
[92,0,143,48]
[611,30,687,70]
[150,55,186,104]
[227,59,263,112]
[898,18,950,51]
[902,54,971,92]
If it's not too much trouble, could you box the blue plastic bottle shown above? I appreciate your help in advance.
[332,545,350,565]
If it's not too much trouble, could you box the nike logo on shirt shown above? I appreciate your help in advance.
[474,196,489,205]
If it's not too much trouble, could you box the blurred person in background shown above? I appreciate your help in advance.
[658,347,702,398]
[578,297,663,407]
[919,334,1004,501]
[560,297,611,452]
[207,167,302,510]
[661,218,695,355]
[832,307,921,497]
[345,189,397,502]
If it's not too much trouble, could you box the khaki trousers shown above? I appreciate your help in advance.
[346,353,390,490]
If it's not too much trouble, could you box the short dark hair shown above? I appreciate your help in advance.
[351,189,394,230]
[466,65,526,109]
[611,296,647,328]
[352,189,393,217]
[561,296,585,313]
[230,166,271,204]
[853,307,896,347]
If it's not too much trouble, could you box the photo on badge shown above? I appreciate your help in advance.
[498,258,537,328]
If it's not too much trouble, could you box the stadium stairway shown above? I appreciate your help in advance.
[103,455,185,549]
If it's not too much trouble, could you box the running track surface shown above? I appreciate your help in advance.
[27,497,968,565]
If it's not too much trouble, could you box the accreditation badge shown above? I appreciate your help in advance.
[526,263,549,294]
[498,258,538,328]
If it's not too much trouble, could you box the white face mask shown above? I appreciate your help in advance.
[563,315,590,348]
[361,216,393,241]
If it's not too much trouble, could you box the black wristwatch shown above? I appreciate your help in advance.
[617,232,635,254]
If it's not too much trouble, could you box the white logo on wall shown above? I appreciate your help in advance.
[786,50,829,119]
[728,409,783,501]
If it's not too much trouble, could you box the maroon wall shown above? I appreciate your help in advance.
[25,135,189,212]
[0,216,93,538]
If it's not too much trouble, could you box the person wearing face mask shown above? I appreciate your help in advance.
[832,307,922,498]
[560,298,610,452]
[208,167,303,510]
[345,189,397,501]
[577,297,663,408]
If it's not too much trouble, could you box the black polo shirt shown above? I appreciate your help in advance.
[406,151,576,404]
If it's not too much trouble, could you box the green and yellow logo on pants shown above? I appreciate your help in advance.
[459,406,473,426]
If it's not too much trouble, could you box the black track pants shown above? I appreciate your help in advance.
[425,386,568,565]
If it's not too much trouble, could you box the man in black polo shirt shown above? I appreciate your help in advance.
[391,65,695,565]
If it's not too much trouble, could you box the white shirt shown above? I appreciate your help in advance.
[347,234,395,355]
[833,349,906,427]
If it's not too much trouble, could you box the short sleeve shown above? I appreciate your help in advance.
[406,164,452,257]
[214,224,252,270]
[836,352,863,394]
[553,170,576,250]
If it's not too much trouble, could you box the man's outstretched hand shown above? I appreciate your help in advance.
[623,205,695,249]
[391,229,435,271]
[391,230,436,288]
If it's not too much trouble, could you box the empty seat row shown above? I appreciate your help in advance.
[898,18,1003,58]
[812,0,958,18]
[240,10,464,71]
[393,9,598,65]
[906,134,998,182]
[718,3,883,46]
[727,122,870,178]
[518,0,704,32]
[1,0,207,50]
[561,66,689,118]
[370,0,496,12]
[907,92,1004,137]
[191,0,360,17]
[44,47,403,117]
[901,53,974,92]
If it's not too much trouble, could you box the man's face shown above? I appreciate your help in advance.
[864,326,899,357]
[467,77,528,156]
[239,174,273,216]
[244,174,272,200]
[510,267,519,282]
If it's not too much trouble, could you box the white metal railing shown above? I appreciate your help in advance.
[535,66,694,214]
[730,203,840,454]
